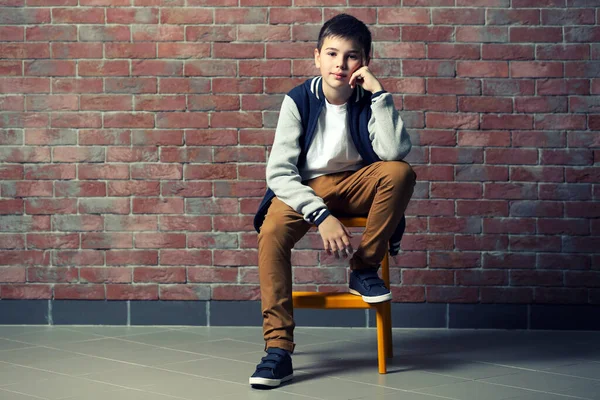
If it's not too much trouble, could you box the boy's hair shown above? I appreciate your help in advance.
[316,14,372,60]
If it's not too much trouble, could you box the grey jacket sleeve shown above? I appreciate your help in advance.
[266,95,327,222]
[368,92,412,160]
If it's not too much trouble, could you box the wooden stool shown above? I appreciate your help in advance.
[292,216,393,374]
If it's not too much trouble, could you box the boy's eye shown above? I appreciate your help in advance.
[349,55,358,60]
[328,52,336,57]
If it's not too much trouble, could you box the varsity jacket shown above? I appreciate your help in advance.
[253,76,412,256]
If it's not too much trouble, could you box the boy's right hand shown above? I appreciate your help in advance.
[317,215,353,259]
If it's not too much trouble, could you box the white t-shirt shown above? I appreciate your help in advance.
[299,99,363,181]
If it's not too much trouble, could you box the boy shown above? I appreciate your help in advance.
[249,14,416,388]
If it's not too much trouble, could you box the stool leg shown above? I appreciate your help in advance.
[384,301,393,358]
[376,304,387,374]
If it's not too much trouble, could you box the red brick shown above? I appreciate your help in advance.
[483,217,536,234]
[0,267,26,283]
[134,267,186,283]
[403,270,453,285]
[457,270,507,286]
[428,218,480,235]
[456,235,509,251]
[158,43,211,59]
[513,131,565,148]
[457,61,508,78]
[54,250,103,267]
[485,183,537,200]
[400,234,454,251]
[426,112,478,129]
[433,8,484,25]
[427,287,479,303]
[484,253,535,269]
[538,218,590,235]
[1,284,52,299]
[510,235,562,252]
[160,8,212,24]
[106,284,158,300]
[215,7,267,23]
[487,9,540,25]
[0,27,24,42]
[510,27,563,43]
[211,112,262,128]
[403,60,455,77]
[379,7,430,24]
[482,44,534,61]
[107,147,158,163]
[483,79,535,96]
[374,43,425,59]
[0,43,50,59]
[535,114,586,130]
[429,252,481,269]
[24,60,75,77]
[106,7,158,24]
[404,95,456,112]
[214,181,266,197]
[535,288,588,304]
[79,60,129,77]
[402,26,454,42]
[539,254,591,270]
[481,288,533,304]
[81,233,133,249]
[269,7,320,24]
[155,112,207,129]
[132,198,184,214]
[27,266,77,282]
[565,62,600,78]
[428,44,480,60]
[459,97,512,113]
[214,216,257,232]
[512,270,563,287]
[457,200,508,217]
[160,216,212,232]
[481,114,532,130]
[486,148,539,165]
[53,8,104,23]
[542,149,593,166]
[186,26,236,42]
[185,60,236,77]
[54,284,105,300]
[212,284,260,300]
[239,60,291,77]
[428,78,480,95]
[565,26,600,43]
[26,25,77,41]
[456,26,508,43]
[430,148,483,164]
[188,267,238,283]
[133,25,184,42]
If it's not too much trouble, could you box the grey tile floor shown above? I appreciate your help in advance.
[0,326,598,400]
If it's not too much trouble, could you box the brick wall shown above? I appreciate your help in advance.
[0,1,598,306]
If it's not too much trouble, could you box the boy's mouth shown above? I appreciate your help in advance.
[331,73,346,80]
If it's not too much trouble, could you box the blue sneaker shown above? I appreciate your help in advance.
[349,268,392,303]
[249,347,293,388]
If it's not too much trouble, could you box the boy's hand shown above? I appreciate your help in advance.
[317,215,353,259]
[349,66,383,93]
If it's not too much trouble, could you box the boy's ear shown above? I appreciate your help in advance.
[314,48,321,68]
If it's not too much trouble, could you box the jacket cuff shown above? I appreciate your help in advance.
[371,90,387,102]
[313,209,331,226]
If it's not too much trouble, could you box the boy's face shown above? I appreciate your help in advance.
[314,36,368,92]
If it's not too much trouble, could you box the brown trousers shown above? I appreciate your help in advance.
[257,161,416,352]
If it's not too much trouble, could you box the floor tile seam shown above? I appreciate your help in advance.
[55,384,191,400]
[0,359,246,400]
[108,336,264,363]
[411,379,592,400]
[0,344,39,353]
[324,376,463,400]
[474,360,600,382]
[61,326,181,340]
[0,387,48,400]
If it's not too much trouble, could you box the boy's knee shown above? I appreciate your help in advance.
[379,161,415,187]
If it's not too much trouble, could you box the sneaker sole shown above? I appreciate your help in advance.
[249,373,293,388]
[349,288,392,304]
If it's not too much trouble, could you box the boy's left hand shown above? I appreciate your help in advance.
[349,66,383,93]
